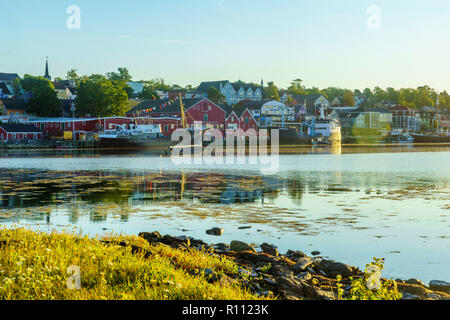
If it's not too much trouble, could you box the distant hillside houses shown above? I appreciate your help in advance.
[0,73,20,97]
[281,93,330,109]
[197,80,263,105]
[331,107,392,130]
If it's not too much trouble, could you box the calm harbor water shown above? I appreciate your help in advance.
[0,145,449,283]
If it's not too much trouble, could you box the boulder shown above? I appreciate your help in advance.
[230,240,256,253]
[235,251,275,264]
[293,257,314,273]
[429,280,450,293]
[316,259,353,277]
[260,243,279,256]
[405,278,425,286]
[286,250,307,259]
[272,264,294,277]
[206,227,224,236]
[296,272,312,281]
[202,268,218,282]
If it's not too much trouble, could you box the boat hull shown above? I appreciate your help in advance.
[277,128,312,145]
[410,134,450,143]
[99,137,172,149]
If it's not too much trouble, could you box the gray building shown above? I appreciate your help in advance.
[197,80,263,105]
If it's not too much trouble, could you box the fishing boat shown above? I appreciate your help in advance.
[410,132,450,143]
[381,131,414,143]
[98,123,172,149]
[410,93,450,143]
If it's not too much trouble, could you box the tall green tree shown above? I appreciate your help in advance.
[76,75,129,117]
[206,87,225,104]
[66,69,80,85]
[264,82,280,101]
[21,75,61,117]
[342,90,355,106]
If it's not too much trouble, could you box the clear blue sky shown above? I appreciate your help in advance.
[1,0,450,91]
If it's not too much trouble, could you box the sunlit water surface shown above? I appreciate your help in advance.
[0,146,449,283]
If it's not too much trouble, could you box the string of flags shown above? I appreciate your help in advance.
[140,95,180,115]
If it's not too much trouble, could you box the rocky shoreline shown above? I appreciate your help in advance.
[133,231,450,300]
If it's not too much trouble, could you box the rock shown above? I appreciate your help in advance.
[206,227,224,236]
[429,280,450,293]
[311,251,321,256]
[139,231,162,242]
[293,257,314,273]
[235,251,275,264]
[296,272,312,281]
[260,243,279,256]
[405,278,425,286]
[202,268,218,282]
[230,240,256,252]
[264,277,277,286]
[272,264,294,277]
[277,274,335,300]
[213,243,230,251]
[426,293,442,300]
[397,283,431,298]
[286,250,307,259]
[401,292,421,300]
[218,274,237,287]
[316,259,353,277]
[276,275,306,298]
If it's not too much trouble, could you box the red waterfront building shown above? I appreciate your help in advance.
[0,123,43,142]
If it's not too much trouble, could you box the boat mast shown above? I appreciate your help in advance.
[435,91,440,132]
[179,93,187,129]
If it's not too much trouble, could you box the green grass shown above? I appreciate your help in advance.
[0,227,270,300]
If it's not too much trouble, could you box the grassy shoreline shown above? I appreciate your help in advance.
[0,228,265,300]
[1,228,449,301]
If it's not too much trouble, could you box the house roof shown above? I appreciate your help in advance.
[0,73,20,82]
[230,82,260,92]
[390,105,415,112]
[292,94,326,107]
[236,99,269,110]
[0,123,41,133]
[0,83,12,95]
[128,98,203,114]
[197,81,230,93]
[0,98,28,110]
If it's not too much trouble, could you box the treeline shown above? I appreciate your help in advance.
[285,79,449,109]
[16,68,449,118]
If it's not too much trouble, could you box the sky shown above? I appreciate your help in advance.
[1,0,450,91]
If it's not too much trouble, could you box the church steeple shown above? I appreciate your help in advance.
[44,57,51,81]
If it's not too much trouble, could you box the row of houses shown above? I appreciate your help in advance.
[2,98,448,143]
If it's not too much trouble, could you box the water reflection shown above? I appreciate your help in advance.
[0,169,292,211]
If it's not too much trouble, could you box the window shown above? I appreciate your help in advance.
[164,125,168,132]
[203,113,208,122]
[245,117,249,124]
[1,133,3,140]
[82,121,86,126]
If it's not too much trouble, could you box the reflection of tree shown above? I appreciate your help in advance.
[287,178,305,207]
[89,210,107,223]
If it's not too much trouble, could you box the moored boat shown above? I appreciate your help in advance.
[410,133,450,143]
[99,123,172,149]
